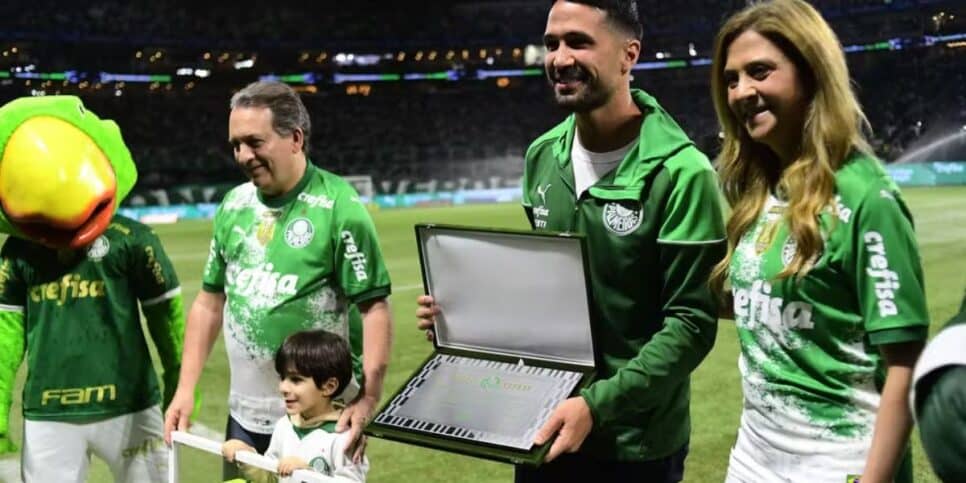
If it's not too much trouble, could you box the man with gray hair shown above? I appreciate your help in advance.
[164,81,393,474]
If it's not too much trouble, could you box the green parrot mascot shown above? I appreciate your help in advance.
[0,96,193,457]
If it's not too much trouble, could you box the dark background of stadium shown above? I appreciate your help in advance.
[0,0,963,199]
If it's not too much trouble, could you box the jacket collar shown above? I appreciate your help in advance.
[551,89,695,200]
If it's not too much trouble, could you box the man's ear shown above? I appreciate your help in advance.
[291,128,304,154]
[622,39,641,75]
[320,377,340,397]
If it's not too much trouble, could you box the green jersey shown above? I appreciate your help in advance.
[203,163,391,434]
[522,89,725,461]
[730,152,929,475]
[0,215,181,421]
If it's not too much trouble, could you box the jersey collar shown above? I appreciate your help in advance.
[288,414,339,440]
[257,161,316,208]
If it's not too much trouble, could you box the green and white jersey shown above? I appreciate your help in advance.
[730,152,929,474]
[203,164,391,434]
[264,417,368,482]
[0,215,181,421]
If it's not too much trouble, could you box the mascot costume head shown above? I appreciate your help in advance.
[0,95,137,246]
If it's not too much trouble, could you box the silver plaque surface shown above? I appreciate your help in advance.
[374,354,582,450]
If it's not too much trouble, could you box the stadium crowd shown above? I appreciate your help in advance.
[2,0,958,49]
[0,0,962,194]
[59,44,963,194]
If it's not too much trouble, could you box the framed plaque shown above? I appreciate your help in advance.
[366,224,598,466]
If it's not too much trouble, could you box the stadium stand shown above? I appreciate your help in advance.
[0,0,962,197]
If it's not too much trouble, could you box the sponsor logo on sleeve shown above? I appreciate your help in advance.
[144,246,166,286]
[863,231,900,317]
[532,184,552,228]
[341,231,369,282]
[0,259,12,294]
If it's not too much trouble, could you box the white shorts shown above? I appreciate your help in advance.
[22,404,167,483]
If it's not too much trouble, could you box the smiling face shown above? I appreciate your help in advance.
[543,0,637,113]
[228,106,304,197]
[723,29,810,163]
[278,367,337,420]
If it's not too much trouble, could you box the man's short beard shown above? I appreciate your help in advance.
[551,82,610,113]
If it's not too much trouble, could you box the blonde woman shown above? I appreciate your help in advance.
[709,1,929,482]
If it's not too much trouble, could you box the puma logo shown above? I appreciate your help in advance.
[536,183,551,205]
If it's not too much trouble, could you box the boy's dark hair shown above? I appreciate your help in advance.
[274,329,352,398]
[559,0,643,40]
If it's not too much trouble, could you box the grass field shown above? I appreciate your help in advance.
[2,186,964,482]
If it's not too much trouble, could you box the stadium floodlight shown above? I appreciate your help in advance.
[169,430,335,483]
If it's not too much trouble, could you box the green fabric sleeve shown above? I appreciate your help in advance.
[202,201,228,291]
[143,294,186,409]
[851,188,929,334]
[347,287,392,306]
[0,310,24,453]
[332,190,391,301]
[581,240,725,426]
[657,154,726,244]
[133,226,181,302]
[520,148,534,208]
[868,326,928,346]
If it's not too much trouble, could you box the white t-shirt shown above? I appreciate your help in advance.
[571,130,638,198]
[264,416,369,482]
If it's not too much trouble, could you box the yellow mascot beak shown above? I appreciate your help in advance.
[0,116,117,248]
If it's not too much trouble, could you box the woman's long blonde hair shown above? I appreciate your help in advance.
[708,0,872,296]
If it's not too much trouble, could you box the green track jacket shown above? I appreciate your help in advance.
[522,89,726,461]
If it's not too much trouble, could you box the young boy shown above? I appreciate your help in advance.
[223,330,369,482]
